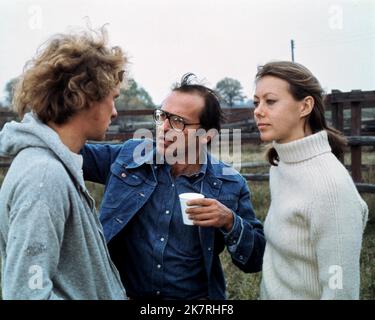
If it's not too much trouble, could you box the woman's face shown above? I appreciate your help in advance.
[254,75,310,144]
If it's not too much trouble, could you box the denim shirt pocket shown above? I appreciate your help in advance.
[216,178,240,212]
[204,176,240,212]
[101,161,145,209]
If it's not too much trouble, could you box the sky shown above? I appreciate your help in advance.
[0,0,374,105]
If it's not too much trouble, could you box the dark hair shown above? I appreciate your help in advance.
[172,73,224,132]
[255,61,347,165]
[13,26,127,124]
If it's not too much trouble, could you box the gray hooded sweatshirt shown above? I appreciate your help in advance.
[0,113,127,300]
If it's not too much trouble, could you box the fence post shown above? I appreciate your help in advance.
[331,102,344,132]
[331,102,345,163]
[351,101,362,182]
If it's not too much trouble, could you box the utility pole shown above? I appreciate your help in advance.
[290,39,295,62]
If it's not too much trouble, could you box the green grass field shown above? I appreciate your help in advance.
[0,144,374,299]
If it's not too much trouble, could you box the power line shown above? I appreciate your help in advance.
[298,36,375,49]
[297,32,375,49]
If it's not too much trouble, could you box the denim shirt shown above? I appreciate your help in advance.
[82,139,266,300]
[118,163,209,299]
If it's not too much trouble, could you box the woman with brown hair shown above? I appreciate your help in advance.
[253,61,368,299]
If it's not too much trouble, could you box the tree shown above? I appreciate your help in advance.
[4,77,19,106]
[215,77,245,107]
[115,78,155,110]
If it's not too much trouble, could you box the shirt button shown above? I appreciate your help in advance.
[160,237,165,242]
[213,182,217,186]
[156,291,161,295]
[208,247,212,251]
[157,264,161,269]
[239,255,244,260]
[165,210,170,214]
[171,184,175,187]
[115,218,123,224]
[121,173,126,178]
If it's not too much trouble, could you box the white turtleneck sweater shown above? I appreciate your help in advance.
[260,130,368,300]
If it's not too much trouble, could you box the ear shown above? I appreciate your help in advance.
[197,128,216,145]
[300,96,314,118]
[200,135,211,145]
[200,137,208,144]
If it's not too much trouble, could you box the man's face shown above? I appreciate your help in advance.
[85,86,120,141]
[156,91,204,163]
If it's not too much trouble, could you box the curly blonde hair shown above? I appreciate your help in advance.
[13,27,127,124]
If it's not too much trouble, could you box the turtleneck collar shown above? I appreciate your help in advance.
[273,130,331,163]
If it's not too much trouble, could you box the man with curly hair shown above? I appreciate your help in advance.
[0,28,127,300]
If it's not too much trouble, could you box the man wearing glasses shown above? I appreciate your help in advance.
[81,74,265,300]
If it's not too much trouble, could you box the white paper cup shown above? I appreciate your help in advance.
[178,193,205,225]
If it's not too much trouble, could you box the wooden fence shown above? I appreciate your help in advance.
[326,90,375,183]
[1,90,374,193]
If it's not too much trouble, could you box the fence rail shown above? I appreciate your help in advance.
[241,173,375,193]
[1,89,374,192]
[326,90,375,182]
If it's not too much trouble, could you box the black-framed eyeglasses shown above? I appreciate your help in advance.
[153,109,200,132]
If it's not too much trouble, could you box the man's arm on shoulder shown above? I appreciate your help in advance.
[81,143,122,184]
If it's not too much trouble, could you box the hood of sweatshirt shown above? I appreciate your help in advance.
[0,112,85,189]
